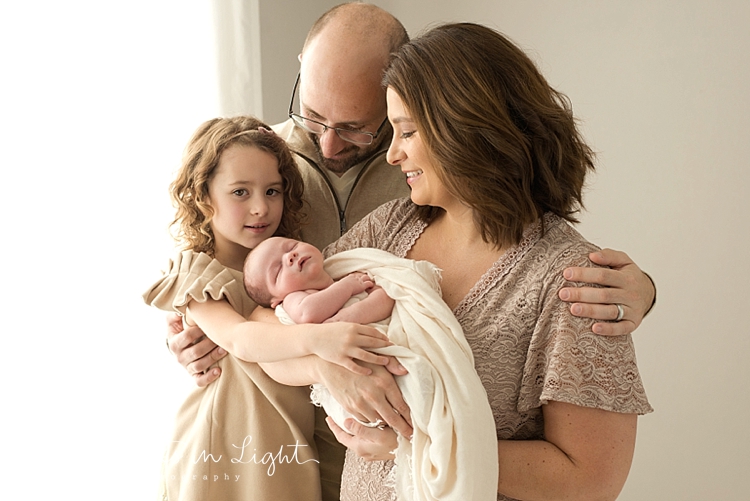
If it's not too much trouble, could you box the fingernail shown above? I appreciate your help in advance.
[559,289,570,300]
[212,368,220,376]
[593,324,603,334]
[563,269,573,279]
[571,304,582,315]
[218,348,226,355]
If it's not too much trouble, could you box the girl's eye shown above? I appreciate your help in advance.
[232,189,248,196]
[266,188,281,196]
[400,131,416,139]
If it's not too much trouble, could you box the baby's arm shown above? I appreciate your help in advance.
[186,298,390,374]
[284,272,375,324]
[325,286,394,325]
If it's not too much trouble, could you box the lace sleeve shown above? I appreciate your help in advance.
[518,246,653,415]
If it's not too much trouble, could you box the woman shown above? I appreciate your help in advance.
[307,23,653,500]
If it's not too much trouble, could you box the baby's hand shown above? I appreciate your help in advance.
[311,323,392,375]
[341,272,374,295]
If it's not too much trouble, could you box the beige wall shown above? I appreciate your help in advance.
[257,1,750,498]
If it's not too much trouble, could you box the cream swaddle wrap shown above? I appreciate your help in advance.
[276,248,498,501]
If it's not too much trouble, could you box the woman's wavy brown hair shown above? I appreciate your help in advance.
[170,116,305,255]
[383,23,595,247]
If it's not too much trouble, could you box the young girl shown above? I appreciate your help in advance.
[143,116,390,501]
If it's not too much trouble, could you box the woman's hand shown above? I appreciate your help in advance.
[309,322,392,375]
[558,248,656,336]
[166,312,226,386]
[318,359,413,438]
[326,416,399,461]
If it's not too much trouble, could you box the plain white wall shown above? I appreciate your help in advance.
[1,1,220,498]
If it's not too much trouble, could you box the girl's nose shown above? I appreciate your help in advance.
[250,198,268,216]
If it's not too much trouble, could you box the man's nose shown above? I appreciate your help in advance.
[318,128,349,158]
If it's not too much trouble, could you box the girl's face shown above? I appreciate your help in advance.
[385,88,455,211]
[207,144,284,269]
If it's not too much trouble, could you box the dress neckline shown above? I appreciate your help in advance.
[398,211,556,318]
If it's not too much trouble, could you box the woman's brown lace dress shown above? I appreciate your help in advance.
[324,199,652,501]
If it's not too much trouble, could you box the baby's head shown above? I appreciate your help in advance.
[244,237,334,308]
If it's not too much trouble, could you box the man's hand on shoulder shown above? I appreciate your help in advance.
[166,312,227,387]
[558,248,656,336]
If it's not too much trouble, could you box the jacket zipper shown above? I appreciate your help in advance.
[294,149,388,236]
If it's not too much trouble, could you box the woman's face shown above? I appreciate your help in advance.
[385,88,454,210]
[206,144,284,268]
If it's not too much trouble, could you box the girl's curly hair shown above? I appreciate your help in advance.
[169,116,305,255]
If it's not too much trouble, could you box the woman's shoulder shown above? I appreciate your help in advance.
[325,198,421,257]
[368,197,417,221]
[535,214,603,275]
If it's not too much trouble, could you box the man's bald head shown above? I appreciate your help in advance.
[294,3,409,174]
[302,3,408,64]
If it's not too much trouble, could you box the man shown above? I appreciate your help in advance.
[167,3,656,500]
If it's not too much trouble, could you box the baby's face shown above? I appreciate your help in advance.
[247,237,333,306]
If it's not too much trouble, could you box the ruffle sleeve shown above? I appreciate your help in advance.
[142,250,255,317]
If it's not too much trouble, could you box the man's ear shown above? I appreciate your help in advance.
[271,298,281,308]
[297,53,302,63]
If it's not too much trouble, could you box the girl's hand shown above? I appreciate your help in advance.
[326,416,399,461]
[310,322,392,375]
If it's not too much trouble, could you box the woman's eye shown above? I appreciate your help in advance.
[232,189,248,196]
[401,131,416,139]
[266,188,281,196]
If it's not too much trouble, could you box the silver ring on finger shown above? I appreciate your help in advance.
[614,303,625,322]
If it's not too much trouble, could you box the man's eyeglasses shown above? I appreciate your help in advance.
[288,73,388,146]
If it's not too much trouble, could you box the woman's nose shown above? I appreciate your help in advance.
[386,137,403,165]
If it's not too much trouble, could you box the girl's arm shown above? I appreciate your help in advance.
[251,306,414,438]
[284,272,375,324]
[186,298,390,375]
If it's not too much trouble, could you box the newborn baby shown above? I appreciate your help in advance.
[243,236,395,431]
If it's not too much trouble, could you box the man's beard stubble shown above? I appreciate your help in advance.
[309,131,390,176]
